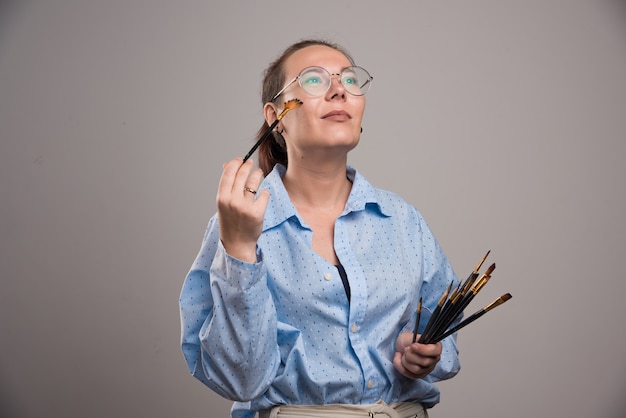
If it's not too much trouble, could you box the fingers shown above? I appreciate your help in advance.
[219,158,252,196]
[244,165,264,197]
[394,334,442,380]
[403,343,441,372]
[393,352,417,379]
[232,159,254,196]
[216,158,269,263]
[217,158,263,205]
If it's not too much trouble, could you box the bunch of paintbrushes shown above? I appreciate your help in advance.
[412,250,512,344]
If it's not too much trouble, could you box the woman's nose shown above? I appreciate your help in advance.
[326,74,346,99]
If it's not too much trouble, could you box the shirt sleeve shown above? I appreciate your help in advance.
[179,216,280,401]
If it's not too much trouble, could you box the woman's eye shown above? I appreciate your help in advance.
[303,76,322,85]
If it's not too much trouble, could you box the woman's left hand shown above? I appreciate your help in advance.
[393,332,442,380]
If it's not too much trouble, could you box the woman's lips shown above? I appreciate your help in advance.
[322,110,351,120]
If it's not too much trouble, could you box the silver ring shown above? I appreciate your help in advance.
[244,187,257,195]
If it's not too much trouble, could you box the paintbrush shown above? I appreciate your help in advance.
[412,297,422,343]
[242,98,303,163]
[418,282,453,344]
[432,293,512,343]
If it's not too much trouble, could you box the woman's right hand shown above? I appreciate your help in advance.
[216,158,270,263]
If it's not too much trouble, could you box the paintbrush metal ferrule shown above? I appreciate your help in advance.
[484,293,512,312]
[472,275,490,294]
[451,288,463,304]
[470,263,495,293]
[448,282,461,302]
[458,277,476,298]
[439,282,453,306]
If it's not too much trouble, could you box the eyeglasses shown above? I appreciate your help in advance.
[271,66,373,101]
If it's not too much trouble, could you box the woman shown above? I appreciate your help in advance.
[180,39,461,418]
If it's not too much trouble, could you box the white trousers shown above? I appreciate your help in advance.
[258,400,428,418]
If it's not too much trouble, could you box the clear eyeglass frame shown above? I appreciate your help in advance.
[271,66,373,102]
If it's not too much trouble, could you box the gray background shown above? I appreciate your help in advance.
[1,1,625,417]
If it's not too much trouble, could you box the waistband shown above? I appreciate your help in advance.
[258,400,427,418]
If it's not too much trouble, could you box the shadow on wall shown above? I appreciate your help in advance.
[607,375,626,418]
[609,0,626,29]
[0,0,21,54]
[0,378,22,418]
[0,0,19,29]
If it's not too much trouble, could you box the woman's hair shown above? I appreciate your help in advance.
[257,39,355,176]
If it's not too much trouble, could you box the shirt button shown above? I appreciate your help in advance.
[367,379,374,389]
[351,324,358,333]
[324,272,332,281]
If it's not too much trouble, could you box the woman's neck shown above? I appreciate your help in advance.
[282,159,352,210]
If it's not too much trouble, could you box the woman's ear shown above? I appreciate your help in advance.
[264,102,279,127]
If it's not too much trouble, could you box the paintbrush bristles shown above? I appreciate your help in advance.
[472,250,490,274]
[277,98,303,120]
[484,262,496,275]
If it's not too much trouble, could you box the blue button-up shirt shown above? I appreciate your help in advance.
[180,164,461,418]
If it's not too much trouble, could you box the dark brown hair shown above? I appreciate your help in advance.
[257,39,355,176]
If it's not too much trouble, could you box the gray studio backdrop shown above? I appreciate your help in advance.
[1,1,625,417]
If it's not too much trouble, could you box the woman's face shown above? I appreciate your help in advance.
[269,45,366,159]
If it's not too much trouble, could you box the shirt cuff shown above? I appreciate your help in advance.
[211,241,265,291]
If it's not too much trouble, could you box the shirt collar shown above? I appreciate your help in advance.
[260,164,391,232]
